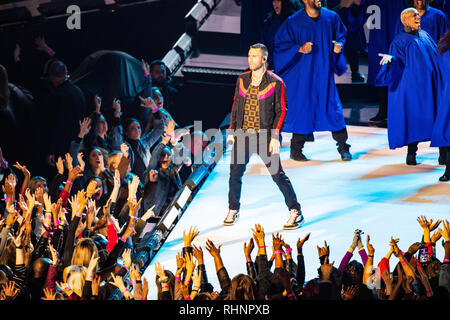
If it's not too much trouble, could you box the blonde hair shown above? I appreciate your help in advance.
[0,270,7,287]
[66,266,87,297]
[107,152,122,171]
[0,237,15,269]
[400,8,418,26]
[71,238,98,268]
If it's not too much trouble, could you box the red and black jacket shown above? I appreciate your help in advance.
[228,70,287,137]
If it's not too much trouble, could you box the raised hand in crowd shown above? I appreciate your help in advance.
[183,226,200,248]
[297,232,310,255]
[78,118,92,139]
[113,98,122,118]
[94,94,102,114]
[34,36,55,56]
[13,43,21,63]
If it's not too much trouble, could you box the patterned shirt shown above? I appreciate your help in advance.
[242,85,260,132]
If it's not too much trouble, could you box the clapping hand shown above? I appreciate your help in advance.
[390,237,401,257]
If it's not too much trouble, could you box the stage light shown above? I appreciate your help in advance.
[184,164,210,190]
[184,1,208,30]
[174,186,192,209]
[162,48,182,75]
[201,0,215,10]
[173,32,192,59]
[160,205,181,230]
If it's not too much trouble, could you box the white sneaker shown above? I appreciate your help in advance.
[223,209,239,226]
[283,209,304,230]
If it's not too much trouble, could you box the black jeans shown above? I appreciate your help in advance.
[228,133,300,211]
[345,51,360,74]
[442,146,450,175]
[290,128,350,156]
[376,86,388,118]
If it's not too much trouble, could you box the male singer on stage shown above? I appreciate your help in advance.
[224,43,304,230]
[274,0,353,162]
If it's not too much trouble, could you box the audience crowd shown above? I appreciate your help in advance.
[146,219,450,301]
[0,33,208,300]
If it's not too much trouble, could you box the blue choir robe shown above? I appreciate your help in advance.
[364,0,408,86]
[378,30,441,149]
[395,7,449,45]
[261,14,283,70]
[274,8,348,135]
[431,50,450,147]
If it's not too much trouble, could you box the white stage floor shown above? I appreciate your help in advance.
[142,126,450,300]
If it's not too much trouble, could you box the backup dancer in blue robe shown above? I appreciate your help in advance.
[378,8,443,165]
[274,0,353,161]
[359,0,409,123]
[431,30,450,181]
[260,0,303,71]
[396,1,449,44]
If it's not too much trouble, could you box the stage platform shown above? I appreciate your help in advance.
[142,126,450,299]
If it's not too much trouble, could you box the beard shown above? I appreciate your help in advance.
[153,78,166,87]
[310,0,322,10]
